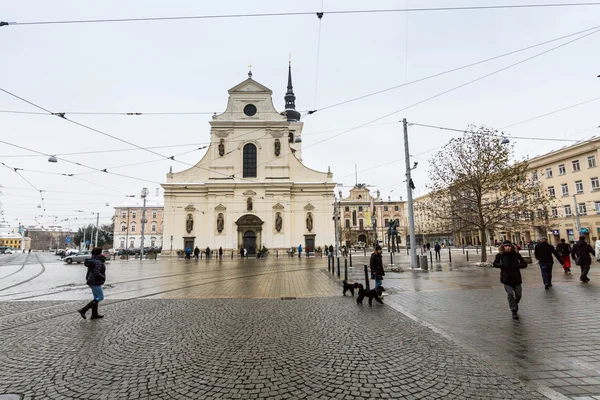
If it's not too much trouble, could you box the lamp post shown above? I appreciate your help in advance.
[140,187,149,262]
[403,119,418,269]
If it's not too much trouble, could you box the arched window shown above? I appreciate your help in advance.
[243,143,257,178]
[151,222,157,232]
[120,223,127,232]
[131,223,136,232]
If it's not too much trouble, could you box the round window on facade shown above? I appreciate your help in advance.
[243,104,257,117]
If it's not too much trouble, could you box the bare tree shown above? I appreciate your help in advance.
[426,126,552,262]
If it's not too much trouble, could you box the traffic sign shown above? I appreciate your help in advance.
[65,237,71,243]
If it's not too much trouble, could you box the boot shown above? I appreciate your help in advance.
[512,310,519,320]
[90,300,104,320]
[78,300,94,319]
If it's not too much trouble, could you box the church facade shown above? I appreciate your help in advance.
[161,67,336,255]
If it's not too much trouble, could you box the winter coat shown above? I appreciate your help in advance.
[534,242,561,264]
[434,244,441,252]
[571,240,596,266]
[298,245,302,253]
[595,240,600,261]
[493,245,527,286]
[556,242,571,258]
[84,255,106,286]
[369,252,385,280]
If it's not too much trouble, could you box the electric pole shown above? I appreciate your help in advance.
[572,194,582,235]
[140,187,149,262]
[404,118,418,269]
[94,212,99,247]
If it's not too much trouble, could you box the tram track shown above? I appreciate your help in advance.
[0,254,45,292]
[0,254,29,280]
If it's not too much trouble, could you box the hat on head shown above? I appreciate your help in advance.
[375,245,382,251]
[502,240,512,246]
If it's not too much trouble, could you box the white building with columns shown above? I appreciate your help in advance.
[161,67,336,255]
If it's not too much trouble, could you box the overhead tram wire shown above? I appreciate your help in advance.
[306,24,600,115]
[0,163,45,214]
[3,3,600,27]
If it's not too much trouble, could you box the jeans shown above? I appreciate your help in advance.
[539,262,553,286]
[375,279,383,288]
[90,285,104,302]
[503,284,522,311]
[435,250,441,260]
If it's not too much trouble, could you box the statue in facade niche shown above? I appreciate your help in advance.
[217,213,224,233]
[186,214,194,233]
[247,197,253,211]
[306,212,313,232]
[274,139,281,156]
[218,139,225,157]
[275,212,282,232]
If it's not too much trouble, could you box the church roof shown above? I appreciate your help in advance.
[227,77,273,94]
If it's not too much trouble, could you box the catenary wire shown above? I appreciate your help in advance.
[3,3,600,26]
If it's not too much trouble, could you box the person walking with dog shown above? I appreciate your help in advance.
[77,247,106,320]
[556,238,572,273]
[370,245,385,291]
[534,237,562,290]
[493,240,528,320]
[571,236,596,283]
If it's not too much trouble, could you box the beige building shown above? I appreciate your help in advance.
[412,193,454,247]
[113,189,164,249]
[338,184,407,248]
[528,137,600,245]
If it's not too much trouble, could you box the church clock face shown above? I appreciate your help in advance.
[243,104,257,116]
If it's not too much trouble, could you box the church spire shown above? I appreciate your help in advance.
[284,61,301,122]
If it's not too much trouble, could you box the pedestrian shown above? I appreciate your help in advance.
[493,240,528,320]
[369,245,385,295]
[77,247,106,320]
[306,244,310,257]
[434,242,441,261]
[185,247,192,259]
[243,248,247,258]
[534,237,563,289]
[556,239,572,273]
[240,246,244,258]
[194,246,200,260]
[205,246,211,259]
[219,246,223,259]
[328,244,334,257]
[426,242,431,251]
[595,239,600,262]
[298,244,302,258]
[571,236,596,283]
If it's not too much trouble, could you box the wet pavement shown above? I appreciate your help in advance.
[1,250,599,399]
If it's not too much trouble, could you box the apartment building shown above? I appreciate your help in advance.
[113,188,165,249]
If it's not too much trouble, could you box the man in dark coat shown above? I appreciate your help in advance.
[77,247,106,320]
[434,242,441,261]
[556,238,572,273]
[571,236,596,283]
[219,247,223,258]
[534,237,563,290]
[193,246,200,260]
[493,240,528,319]
[370,245,385,290]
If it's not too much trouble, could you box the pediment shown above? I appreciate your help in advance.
[228,78,272,94]
[272,203,285,210]
[215,204,227,211]
[184,204,196,212]
[243,190,257,196]
[304,203,315,211]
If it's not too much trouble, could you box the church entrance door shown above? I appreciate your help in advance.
[243,231,257,255]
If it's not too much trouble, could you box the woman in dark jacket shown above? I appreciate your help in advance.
[493,240,528,320]
[77,247,106,320]
[571,236,596,283]
[556,239,572,273]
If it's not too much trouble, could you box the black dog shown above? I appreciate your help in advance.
[355,284,384,306]
[342,280,355,296]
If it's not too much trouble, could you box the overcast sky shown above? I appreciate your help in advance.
[1,0,599,229]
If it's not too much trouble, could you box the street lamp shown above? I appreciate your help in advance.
[140,187,149,262]
[48,155,58,163]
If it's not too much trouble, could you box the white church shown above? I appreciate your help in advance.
[161,66,336,255]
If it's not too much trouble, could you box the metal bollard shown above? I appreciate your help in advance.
[337,259,340,278]
[328,255,331,272]
[406,247,409,256]
[363,248,366,257]
[349,251,353,268]
[462,246,465,254]
[476,246,479,255]
[344,259,348,281]
[336,257,340,276]
[449,248,452,263]
[364,265,370,291]
[390,252,394,265]
[466,250,469,262]
[430,251,433,264]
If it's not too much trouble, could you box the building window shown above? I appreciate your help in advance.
[572,160,581,172]
[384,206,388,211]
[344,206,349,212]
[359,219,363,230]
[592,177,599,191]
[534,190,540,199]
[532,171,538,181]
[131,223,136,232]
[595,201,600,214]
[547,186,555,197]
[561,184,569,196]
[545,168,553,178]
[243,143,257,178]
[558,164,566,175]
[130,240,134,248]
[151,223,156,232]
[564,205,572,216]
[385,219,389,227]
[575,180,584,193]
[345,219,350,228]
[588,155,596,168]
[121,211,126,218]
[120,223,127,232]
[120,240,125,248]
[394,205,399,211]
[152,211,157,219]
[578,203,587,216]
[358,206,363,212]
[132,211,137,219]
[551,207,558,218]
[536,209,544,219]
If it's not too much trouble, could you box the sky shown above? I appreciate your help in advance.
[1,0,599,230]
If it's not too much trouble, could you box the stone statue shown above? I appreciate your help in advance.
[274,139,281,156]
[186,214,193,233]
[387,219,399,252]
[218,139,225,157]
[247,197,253,211]
[306,212,313,232]
[217,213,224,233]
[275,212,282,232]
